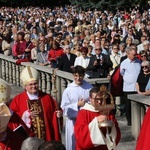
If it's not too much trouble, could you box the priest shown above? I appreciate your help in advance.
[10,66,62,141]
[0,78,34,150]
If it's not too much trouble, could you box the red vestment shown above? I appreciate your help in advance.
[136,107,150,150]
[10,91,61,141]
[74,104,121,150]
[0,112,34,150]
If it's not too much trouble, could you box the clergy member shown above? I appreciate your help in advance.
[10,66,62,141]
[0,78,34,150]
[74,87,121,150]
[61,65,93,150]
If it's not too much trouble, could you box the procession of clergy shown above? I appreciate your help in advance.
[0,65,148,150]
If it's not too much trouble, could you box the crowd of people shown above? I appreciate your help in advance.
[0,6,149,77]
[0,4,150,150]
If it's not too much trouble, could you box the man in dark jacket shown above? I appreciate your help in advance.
[87,45,112,78]
[58,45,77,73]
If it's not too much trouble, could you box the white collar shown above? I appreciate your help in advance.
[27,91,38,100]
[81,103,99,112]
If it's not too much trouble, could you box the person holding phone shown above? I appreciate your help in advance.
[87,45,112,78]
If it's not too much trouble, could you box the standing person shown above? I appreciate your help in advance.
[61,66,93,150]
[10,66,62,141]
[109,44,121,76]
[74,47,91,78]
[0,78,34,150]
[74,87,121,150]
[58,45,77,73]
[136,104,150,150]
[136,61,150,95]
[120,46,141,126]
[87,45,112,78]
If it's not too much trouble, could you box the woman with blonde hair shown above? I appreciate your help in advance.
[71,42,81,57]
[126,37,133,48]
[31,38,39,63]
[136,61,150,95]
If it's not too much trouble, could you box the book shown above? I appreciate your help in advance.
[13,125,29,139]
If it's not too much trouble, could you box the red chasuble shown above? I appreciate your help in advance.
[74,108,121,150]
[136,107,150,150]
[0,112,34,150]
[10,91,61,141]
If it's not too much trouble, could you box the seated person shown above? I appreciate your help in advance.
[36,44,49,66]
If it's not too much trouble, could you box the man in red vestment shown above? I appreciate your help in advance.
[0,78,34,150]
[10,66,62,141]
[74,87,121,150]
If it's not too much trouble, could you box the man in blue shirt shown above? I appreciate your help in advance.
[120,45,141,126]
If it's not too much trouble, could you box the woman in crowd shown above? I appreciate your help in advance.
[126,37,133,48]
[74,47,91,78]
[136,61,150,95]
[2,33,11,56]
[48,40,64,68]
[109,44,121,75]
[13,32,26,59]
[36,43,49,66]
[139,50,148,62]
[71,43,81,57]
[31,38,40,63]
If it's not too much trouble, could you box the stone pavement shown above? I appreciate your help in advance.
[10,84,137,150]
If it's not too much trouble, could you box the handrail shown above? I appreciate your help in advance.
[0,54,109,103]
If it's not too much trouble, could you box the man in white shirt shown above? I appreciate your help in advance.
[120,46,141,126]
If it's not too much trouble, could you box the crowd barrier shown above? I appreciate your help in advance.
[0,54,109,103]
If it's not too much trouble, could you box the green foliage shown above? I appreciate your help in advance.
[69,0,149,10]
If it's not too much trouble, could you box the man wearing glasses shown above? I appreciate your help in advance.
[74,87,121,150]
[87,45,112,78]
[10,66,62,141]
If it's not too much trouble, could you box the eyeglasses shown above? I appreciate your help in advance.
[142,66,148,69]
[26,83,38,87]
[141,55,147,58]
[95,48,101,51]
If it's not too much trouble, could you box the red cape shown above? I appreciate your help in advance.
[10,91,62,141]
[110,65,123,97]
[136,107,150,150]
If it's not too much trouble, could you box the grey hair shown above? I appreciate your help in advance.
[141,61,150,67]
[64,45,70,50]
[21,137,44,150]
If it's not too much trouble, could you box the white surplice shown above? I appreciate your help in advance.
[61,80,93,150]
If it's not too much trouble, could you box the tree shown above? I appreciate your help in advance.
[69,0,149,11]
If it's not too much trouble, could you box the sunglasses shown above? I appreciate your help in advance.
[95,48,101,51]
[141,55,147,58]
[142,66,148,69]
